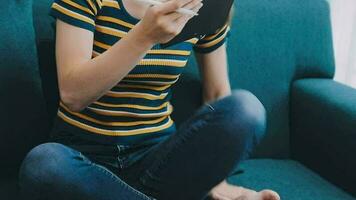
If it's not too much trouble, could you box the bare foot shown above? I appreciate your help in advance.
[209,180,280,200]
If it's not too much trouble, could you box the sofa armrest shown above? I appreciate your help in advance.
[291,78,356,195]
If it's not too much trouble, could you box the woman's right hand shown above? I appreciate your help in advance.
[137,0,204,44]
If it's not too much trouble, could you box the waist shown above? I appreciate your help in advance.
[52,101,176,145]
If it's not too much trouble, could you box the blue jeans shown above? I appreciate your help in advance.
[19,89,267,200]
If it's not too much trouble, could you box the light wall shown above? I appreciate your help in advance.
[329,0,356,88]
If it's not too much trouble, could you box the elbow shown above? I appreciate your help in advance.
[59,89,87,112]
[203,89,231,104]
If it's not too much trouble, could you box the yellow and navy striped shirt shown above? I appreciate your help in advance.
[50,0,230,144]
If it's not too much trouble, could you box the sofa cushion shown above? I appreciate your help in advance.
[33,0,59,124]
[228,159,355,200]
[0,0,49,175]
[291,78,356,195]
[171,0,335,158]
[2,159,354,199]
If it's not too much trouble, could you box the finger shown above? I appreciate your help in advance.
[169,0,202,17]
[189,1,203,13]
[174,1,203,23]
[158,0,195,14]
[181,0,202,10]
[160,0,203,28]
[164,11,184,21]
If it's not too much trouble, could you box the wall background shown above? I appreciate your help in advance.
[329,0,356,88]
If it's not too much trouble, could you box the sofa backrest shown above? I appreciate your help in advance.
[171,0,335,158]
[0,0,49,177]
[31,0,335,161]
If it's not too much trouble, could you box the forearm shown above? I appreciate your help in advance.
[59,24,154,111]
[196,44,231,105]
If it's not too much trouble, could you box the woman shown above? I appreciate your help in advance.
[19,0,280,199]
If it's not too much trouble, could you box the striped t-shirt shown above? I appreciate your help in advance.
[50,0,231,145]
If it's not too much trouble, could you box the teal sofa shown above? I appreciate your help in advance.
[1,0,355,199]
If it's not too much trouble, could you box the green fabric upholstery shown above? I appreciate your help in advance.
[291,78,356,195]
[33,0,336,158]
[0,0,49,176]
[228,159,355,200]
[33,0,56,42]
[33,0,59,123]
[172,0,335,158]
[0,0,355,199]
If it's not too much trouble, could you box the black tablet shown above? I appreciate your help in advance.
[160,0,234,48]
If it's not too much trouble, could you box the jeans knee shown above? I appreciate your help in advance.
[19,143,68,191]
[232,89,266,132]
[215,89,267,148]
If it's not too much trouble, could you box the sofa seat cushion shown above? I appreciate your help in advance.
[1,159,354,199]
[228,159,355,200]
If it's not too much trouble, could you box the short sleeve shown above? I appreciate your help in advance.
[50,0,103,32]
[193,24,231,54]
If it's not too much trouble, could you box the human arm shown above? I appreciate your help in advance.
[54,0,203,111]
[194,21,231,104]
[56,20,152,112]
[195,43,231,104]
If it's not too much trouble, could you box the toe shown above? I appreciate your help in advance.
[259,190,280,200]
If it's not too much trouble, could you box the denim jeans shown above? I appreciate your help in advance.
[19,89,267,200]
